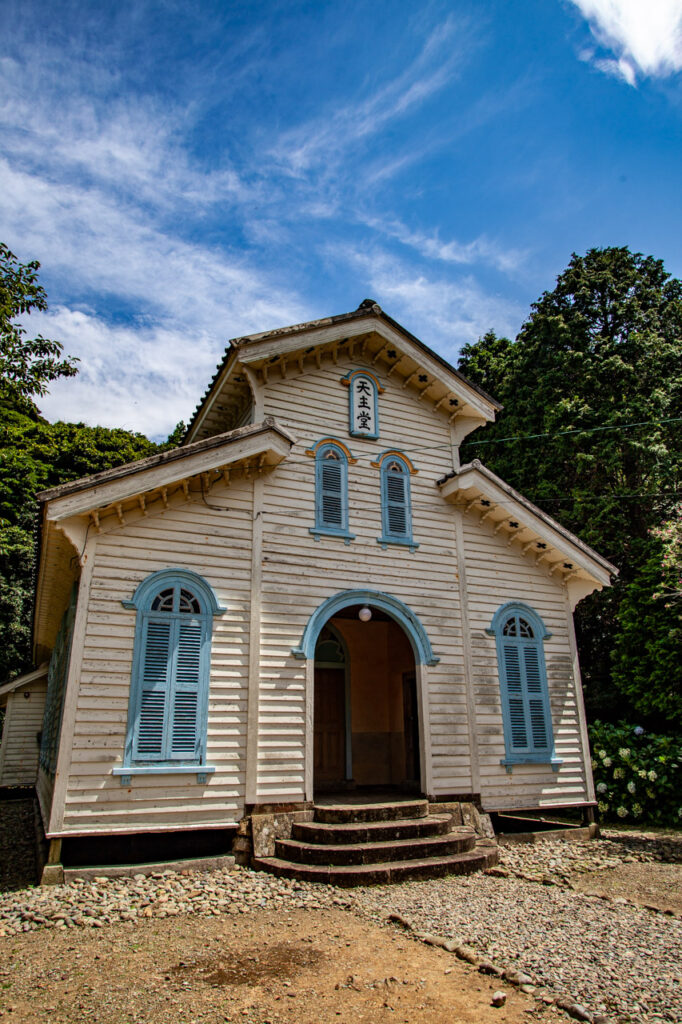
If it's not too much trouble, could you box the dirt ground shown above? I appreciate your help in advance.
[569,860,682,914]
[0,908,545,1024]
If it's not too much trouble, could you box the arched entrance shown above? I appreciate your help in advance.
[294,590,437,798]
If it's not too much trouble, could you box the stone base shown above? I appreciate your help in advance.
[40,863,65,886]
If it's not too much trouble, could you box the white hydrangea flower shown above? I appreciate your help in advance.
[633,726,644,736]
[616,806,628,818]
[638,770,647,779]
[619,748,631,759]
[648,770,657,782]
[627,780,636,794]
[597,782,608,794]
[613,767,624,780]
[598,749,607,759]
[603,757,612,767]
[632,803,643,817]
[597,801,609,814]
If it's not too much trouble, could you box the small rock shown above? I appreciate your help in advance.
[491,991,507,1008]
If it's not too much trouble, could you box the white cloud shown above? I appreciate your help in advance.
[363,217,527,275]
[570,0,682,83]
[337,246,524,357]
[270,17,466,176]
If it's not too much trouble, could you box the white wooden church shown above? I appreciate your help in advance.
[1,300,615,878]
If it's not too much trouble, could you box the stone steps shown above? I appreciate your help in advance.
[276,828,476,866]
[313,799,429,824]
[251,798,499,886]
[254,843,499,887]
[291,813,453,846]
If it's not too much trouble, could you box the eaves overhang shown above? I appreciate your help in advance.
[185,300,501,444]
[38,418,295,521]
[439,459,618,606]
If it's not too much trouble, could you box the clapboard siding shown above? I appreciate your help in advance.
[0,682,47,786]
[47,346,597,835]
[257,355,471,800]
[461,510,589,810]
[59,477,253,834]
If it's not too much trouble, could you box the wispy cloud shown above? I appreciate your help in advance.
[570,0,682,84]
[269,16,467,176]
[336,245,524,356]
[363,216,528,276]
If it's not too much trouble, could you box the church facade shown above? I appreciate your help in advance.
[12,300,615,855]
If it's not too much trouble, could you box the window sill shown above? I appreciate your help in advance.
[309,527,356,545]
[377,536,419,553]
[113,765,216,785]
[500,756,562,774]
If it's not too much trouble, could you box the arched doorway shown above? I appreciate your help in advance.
[297,590,438,797]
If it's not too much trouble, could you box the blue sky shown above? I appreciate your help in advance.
[1,0,681,439]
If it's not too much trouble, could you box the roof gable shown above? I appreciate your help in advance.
[186,300,501,444]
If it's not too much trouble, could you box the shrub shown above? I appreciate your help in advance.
[589,720,681,827]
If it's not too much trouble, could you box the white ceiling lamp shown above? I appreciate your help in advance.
[358,606,372,622]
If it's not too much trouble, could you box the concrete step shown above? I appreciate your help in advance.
[313,799,429,824]
[254,842,499,887]
[275,829,476,866]
[292,814,455,846]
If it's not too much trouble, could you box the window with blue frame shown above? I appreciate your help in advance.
[378,455,418,551]
[310,443,355,543]
[487,603,561,772]
[115,569,224,783]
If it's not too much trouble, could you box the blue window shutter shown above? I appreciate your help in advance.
[492,605,555,767]
[313,444,351,536]
[502,643,528,750]
[124,570,221,770]
[169,618,204,758]
[380,458,413,544]
[135,619,172,759]
[320,457,343,527]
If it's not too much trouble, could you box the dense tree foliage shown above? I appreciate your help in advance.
[0,244,78,404]
[459,247,682,728]
[0,398,159,681]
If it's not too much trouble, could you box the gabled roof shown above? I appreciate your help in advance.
[438,459,618,608]
[186,299,502,444]
[0,663,48,700]
[38,418,295,519]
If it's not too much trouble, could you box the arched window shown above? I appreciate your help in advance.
[115,569,224,782]
[310,443,354,543]
[378,455,417,551]
[487,603,561,772]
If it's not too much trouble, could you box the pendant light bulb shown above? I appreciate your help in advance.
[358,606,372,622]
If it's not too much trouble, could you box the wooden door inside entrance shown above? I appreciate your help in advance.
[313,667,346,785]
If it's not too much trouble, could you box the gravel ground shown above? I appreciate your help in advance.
[0,834,680,1024]
[353,838,682,1024]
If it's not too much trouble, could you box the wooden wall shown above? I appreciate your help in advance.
[462,512,589,810]
[55,476,254,835]
[48,350,591,836]
[0,681,47,787]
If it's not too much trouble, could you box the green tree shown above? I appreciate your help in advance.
[458,247,682,724]
[1,244,78,404]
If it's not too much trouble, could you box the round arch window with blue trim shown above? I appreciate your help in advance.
[487,602,562,772]
[115,569,224,783]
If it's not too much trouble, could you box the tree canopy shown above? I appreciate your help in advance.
[0,244,78,404]
[459,247,682,727]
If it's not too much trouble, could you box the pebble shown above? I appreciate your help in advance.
[352,838,682,1024]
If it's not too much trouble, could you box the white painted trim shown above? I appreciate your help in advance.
[47,537,96,835]
[245,475,264,805]
[0,689,15,780]
[415,662,434,798]
[565,588,596,804]
[304,658,314,802]
[453,505,481,796]
[0,664,48,699]
[242,365,264,421]
[46,819,239,839]
[45,429,292,521]
[238,317,497,421]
